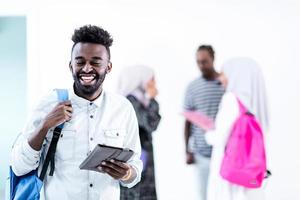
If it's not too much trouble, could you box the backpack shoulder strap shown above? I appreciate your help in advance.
[55,89,69,129]
[235,95,247,115]
[39,89,68,181]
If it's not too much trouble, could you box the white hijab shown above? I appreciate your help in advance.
[222,57,269,131]
[118,65,155,106]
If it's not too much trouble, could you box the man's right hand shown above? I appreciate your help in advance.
[42,100,73,129]
[186,152,195,165]
[28,100,73,151]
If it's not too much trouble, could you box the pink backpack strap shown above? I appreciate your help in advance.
[235,95,247,114]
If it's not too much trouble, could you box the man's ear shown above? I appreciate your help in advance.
[69,61,73,72]
[106,62,112,74]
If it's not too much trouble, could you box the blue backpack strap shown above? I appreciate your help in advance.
[55,89,69,129]
[39,89,69,181]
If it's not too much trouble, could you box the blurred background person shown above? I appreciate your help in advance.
[183,45,224,200]
[118,65,161,200]
[205,57,269,200]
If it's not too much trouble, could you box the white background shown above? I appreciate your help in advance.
[1,0,300,199]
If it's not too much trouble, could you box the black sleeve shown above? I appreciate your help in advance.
[127,95,161,134]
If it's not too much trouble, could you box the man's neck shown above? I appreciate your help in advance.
[203,70,219,80]
[74,86,103,101]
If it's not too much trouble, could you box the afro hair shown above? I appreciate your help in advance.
[71,25,113,59]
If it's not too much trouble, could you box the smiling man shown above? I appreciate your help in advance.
[10,25,142,200]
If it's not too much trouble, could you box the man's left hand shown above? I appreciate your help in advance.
[98,159,131,180]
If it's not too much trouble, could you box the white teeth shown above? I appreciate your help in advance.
[80,74,96,77]
[79,74,96,83]
[81,77,94,81]
[80,76,95,83]
[82,77,93,80]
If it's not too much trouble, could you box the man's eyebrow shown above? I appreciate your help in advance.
[74,56,104,60]
[91,56,103,60]
[75,56,84,60]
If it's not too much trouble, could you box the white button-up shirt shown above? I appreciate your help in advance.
[11,89,142,200]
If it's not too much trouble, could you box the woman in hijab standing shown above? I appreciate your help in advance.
[205,58,269,200]
[118,65,161,200]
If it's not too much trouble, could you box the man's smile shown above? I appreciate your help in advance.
[79,74,97,85]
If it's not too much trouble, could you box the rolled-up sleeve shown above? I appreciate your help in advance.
[11,137,41,176]
[120,103,143,188]
[10,109,45,175]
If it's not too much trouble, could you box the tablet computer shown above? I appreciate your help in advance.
[79,144,134,172]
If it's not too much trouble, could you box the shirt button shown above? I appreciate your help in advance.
[89,102,93,106]
[90,183,93,187]
[90,137,93,141]
[90,115,93,119]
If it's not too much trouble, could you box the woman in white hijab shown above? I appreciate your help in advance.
[118,65,161,200]
[118,65,157,107]
[205,57,269,200]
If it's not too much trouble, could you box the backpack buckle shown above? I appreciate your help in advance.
[245,111,254,116]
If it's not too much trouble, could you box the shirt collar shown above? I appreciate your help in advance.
[69,87,104,108]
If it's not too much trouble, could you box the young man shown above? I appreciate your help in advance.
[11,25,142,200]
[183,45,224,200]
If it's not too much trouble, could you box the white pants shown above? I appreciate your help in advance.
[195,154,211,200]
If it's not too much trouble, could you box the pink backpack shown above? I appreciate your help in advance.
[220,97,267,188]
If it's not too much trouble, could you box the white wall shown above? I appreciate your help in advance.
[0,16,27,198]
[1,0,300,199]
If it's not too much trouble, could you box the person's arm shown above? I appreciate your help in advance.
[184,120,195,164]
[100,103,142,187]
[147,99,161,130]
[11,93,72,176]
[28,101,73,151]
[120,103,142,187]
[184,120,191,151]
[205,93,239,147]
[183,84,195,164]
[127,96,161,133]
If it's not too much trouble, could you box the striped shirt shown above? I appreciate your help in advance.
[184,76,225,157]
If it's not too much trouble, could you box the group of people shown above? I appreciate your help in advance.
[8,24,269,200]
[183,46,269,200]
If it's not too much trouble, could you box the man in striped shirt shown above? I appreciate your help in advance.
[183,45,224,200]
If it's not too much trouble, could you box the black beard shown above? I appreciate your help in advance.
[73,71,106,97]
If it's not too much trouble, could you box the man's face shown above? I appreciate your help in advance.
[196,50,215,79]
[70,43,112,96]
